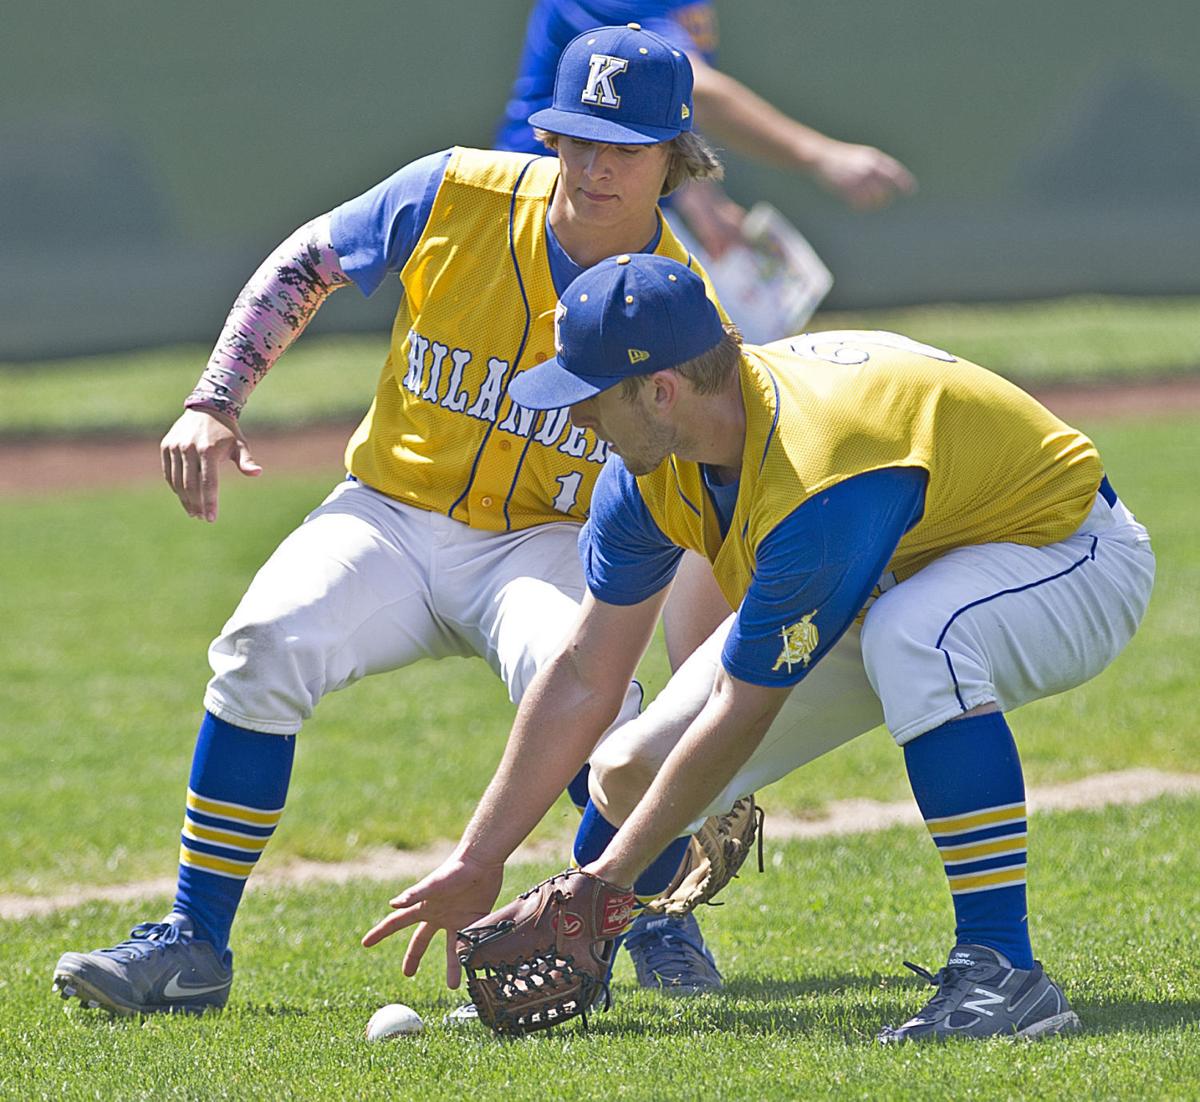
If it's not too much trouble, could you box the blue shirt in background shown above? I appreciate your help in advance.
[495,0,719,154]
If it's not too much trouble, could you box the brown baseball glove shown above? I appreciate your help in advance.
[643,794,764,917]
[455,868,636,1036]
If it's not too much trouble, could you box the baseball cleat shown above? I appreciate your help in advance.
[445,1001,482,1026]
[53,913,232,1016]
[624,911,722,995]
[877,944,1081,1043]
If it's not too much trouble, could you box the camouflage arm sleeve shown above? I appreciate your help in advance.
[184,212,351,419]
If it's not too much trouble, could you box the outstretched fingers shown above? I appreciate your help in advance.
[361,900,426,948]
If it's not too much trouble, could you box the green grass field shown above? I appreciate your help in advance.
[3,296,1199,437]
[3,807,1198,1100]
[2,311,1199,1097]
[2,413,1195,894]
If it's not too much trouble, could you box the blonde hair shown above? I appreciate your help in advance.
[535,128,723,196]
[617,323,743,400]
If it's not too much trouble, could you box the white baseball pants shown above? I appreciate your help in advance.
[590,487,1155,831]
[204,478,641,735]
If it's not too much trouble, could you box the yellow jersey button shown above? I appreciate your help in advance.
[535,351,547,363]
[498,439,512,452]
[481,496,494,508]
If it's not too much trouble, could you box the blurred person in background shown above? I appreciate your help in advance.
[497,0,917,341]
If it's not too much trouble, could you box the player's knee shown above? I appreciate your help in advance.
[588,737,663,823]
[862,594,997,741]
[861,597,949,701]
[207,616,326,726]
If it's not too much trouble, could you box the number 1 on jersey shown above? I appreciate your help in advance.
[553,471,583,514]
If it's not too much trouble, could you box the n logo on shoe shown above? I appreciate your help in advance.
[962,987,1006,1017]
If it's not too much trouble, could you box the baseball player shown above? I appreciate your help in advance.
[497,0,916,339]
[494,0,917,672]
[364,253,1154,1042]
[52,26,730,1017]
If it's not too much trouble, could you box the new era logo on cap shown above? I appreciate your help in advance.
[507,254,726,411]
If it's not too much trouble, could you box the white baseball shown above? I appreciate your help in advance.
[365,1002,424,1040]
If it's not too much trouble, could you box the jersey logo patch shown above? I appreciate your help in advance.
[628,348,650,364]
[772,611,819,672]
[582,54,629,108]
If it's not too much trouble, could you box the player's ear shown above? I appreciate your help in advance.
[649,370,681,413]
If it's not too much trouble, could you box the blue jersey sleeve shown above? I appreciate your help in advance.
[722,467,928,687]
[580,457,685,605]
[328,149,452,298]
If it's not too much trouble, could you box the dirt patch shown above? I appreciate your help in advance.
[1029,374,1200,421]
[4,375,1200,497]
[4,768,1196,921]
[0,423,354,497]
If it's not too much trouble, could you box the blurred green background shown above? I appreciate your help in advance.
[2,1,1197,357]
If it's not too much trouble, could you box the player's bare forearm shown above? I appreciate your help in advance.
[460,590,668,867]
[690,60,835,169]
[456,656,629,865]
[360,592,666,982]
[586,669,790,888]
[690,59,916,208]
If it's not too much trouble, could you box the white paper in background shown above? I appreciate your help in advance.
[670,202,835,345]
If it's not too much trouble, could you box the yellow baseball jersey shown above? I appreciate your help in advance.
[636,331,1103,611]
[344,147,722,532]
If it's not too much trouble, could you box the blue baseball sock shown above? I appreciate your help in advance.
[566,764,591,815]
[173,712,295,955]
[574,799,692,904]
[903,712,1032,969]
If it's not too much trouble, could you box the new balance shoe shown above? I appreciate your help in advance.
[877,944,1081,1043]
[623,911,722,995]
[52,913,232,1016]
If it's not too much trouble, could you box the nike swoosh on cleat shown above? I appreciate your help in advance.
[163,973,230,999]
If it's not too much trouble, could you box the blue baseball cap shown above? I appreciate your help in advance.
[508,254,726,410]
[528,23,694,145]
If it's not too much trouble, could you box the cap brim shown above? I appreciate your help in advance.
[508,358,615,410]
[528,107,679,145]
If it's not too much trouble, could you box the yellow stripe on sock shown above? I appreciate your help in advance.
[926,802,1026,837]
[939,833,1027,864]
[947,865,1027,894]
[182,822,271,854]
[186,789,284,826]
[179,845,255,880]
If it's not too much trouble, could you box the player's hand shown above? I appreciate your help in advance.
[361,852,505,988]
[814,142,917,211]
[671,179,746,259]
[160,408,262,522]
